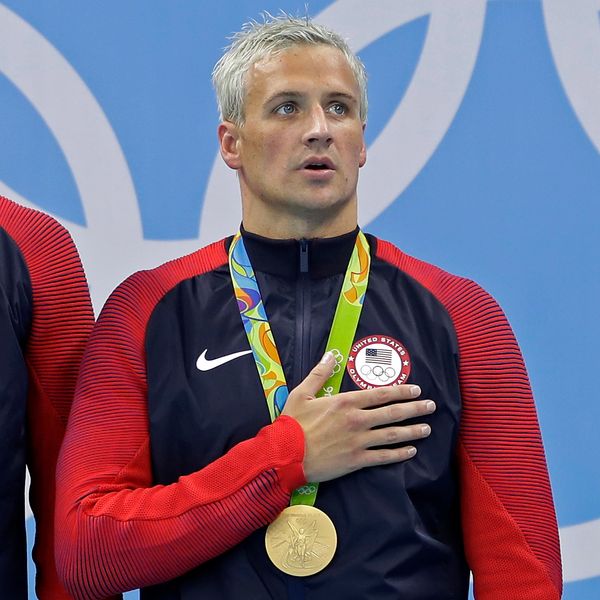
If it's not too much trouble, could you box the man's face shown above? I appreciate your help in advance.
[220,44,366,231]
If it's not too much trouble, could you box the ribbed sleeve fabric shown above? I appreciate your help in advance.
[376,239,562,599]
[0,195,94,600]
[55,240,306,600]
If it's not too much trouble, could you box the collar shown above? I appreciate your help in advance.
[231,225,361,279]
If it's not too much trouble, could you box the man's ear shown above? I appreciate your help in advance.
[359,123,367,168]
[218,121,242,170]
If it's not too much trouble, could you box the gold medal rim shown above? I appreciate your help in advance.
[265,505,337,577]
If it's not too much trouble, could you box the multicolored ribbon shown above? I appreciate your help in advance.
[229,230,370,507]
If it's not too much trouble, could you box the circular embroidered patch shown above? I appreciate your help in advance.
[347,335,411,388]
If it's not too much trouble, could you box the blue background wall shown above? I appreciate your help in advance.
[1,1,598,597]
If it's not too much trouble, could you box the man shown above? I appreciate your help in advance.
[55,15,562,599]
[0,194,93,598]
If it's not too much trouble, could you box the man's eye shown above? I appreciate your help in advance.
[275,103,296,115]
[328,103,347,116]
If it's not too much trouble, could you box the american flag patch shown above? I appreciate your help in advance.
[365,348,393,365]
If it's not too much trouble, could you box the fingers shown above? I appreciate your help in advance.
[362,399,436,429]
[359,445,419,468]
[338,383,424,410]
[362,423,432,449]
[291,351,336,399]
[351,424,433,470]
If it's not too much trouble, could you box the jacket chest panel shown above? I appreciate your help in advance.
[146,264,461,487]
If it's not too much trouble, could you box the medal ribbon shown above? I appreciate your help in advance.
[229,230,370,508]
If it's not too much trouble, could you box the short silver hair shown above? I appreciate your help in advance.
[212,13,368,126]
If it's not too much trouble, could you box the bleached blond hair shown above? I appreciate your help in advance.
[212,13,368,126]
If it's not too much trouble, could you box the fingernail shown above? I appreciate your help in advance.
[409,385,421,397]
[426,401,436,412]
[320,351,334,365]
[406,446,417,457]
[421,424,431,436]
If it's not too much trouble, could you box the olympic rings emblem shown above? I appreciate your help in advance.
[331,348,344,374]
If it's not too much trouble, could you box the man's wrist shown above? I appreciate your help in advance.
[270,415,307,492]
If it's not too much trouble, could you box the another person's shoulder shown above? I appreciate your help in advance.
[0,195,89,299]
[0,194,74,252]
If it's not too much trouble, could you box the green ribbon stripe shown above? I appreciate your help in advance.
[229,231,371,508]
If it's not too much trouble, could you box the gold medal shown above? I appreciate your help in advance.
[265,505,337,576]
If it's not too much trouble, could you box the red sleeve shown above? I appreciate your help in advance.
[55,240,306,600]
[376,239,562,599]
[0,196,94,600]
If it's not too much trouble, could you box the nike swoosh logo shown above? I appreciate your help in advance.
[196,348,253,371]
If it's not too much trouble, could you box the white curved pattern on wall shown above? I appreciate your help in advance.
[560,518,600,581]
[0,4,199,308]
[543,0,600,155]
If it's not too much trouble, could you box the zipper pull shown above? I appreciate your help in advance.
[299,239,309,273]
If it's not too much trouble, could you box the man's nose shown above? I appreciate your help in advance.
[302,106,333,147]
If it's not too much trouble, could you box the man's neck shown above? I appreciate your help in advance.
[241,208,358,240]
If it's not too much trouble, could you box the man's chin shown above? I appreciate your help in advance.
[283,192,354,214]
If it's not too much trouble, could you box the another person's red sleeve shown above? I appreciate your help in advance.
[1,196,95,600]
[55,241,306,600]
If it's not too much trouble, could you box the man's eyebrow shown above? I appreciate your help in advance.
[263,91,359,106]
[327,92,358,104]
[264,91,303,106]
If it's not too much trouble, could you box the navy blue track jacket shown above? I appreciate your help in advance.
[56,228,562,600]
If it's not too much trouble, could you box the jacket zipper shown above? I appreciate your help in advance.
[294,240,311,387]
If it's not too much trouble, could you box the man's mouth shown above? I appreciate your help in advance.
[301,158,335,171]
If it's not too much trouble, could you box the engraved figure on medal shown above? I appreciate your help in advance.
[284,516,319,569]
[265,506,337,576]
